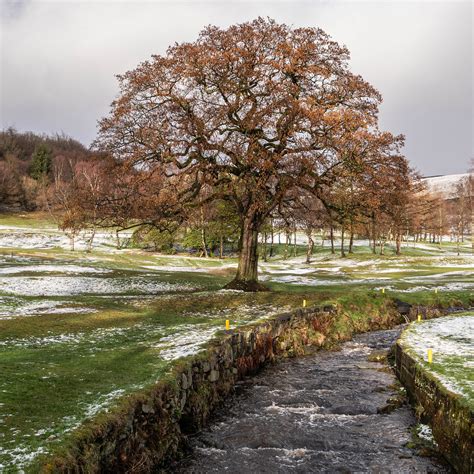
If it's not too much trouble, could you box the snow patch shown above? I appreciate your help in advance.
[154,325,220,360]
[0,276,196,296]
[417,423,437,446]
[0,264,111,275]
[377,282,474,293]
[0,445,47,470]
[83,389,126,418]
[402,314,474,398]
[0,297,97,320]
[422,173,470,199]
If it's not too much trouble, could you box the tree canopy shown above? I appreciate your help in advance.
[94,17,410,290]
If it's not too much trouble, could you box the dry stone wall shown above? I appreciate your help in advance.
[41,303,403,473]
[395,340,473,473]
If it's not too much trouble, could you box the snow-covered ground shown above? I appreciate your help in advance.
[421,173,471,199]
[1,249,473,315]
[0,297,97,320]
[400,314,474,399]
[259,254,474,290]
[2,221,471,255]
[0,227,131,251]
[0,264,112,275]
[0,275,196,297]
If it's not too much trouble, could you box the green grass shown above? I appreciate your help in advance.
[399,313,474,409]
[0,261,330,470]
[0,211,57,229]
[428,354,474,406]
[389,290,473,308]
[0,214,473,471]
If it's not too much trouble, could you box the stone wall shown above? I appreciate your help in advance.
[40,303,402,473]
[395,340,473,473]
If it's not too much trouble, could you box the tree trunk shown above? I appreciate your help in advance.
[115,230,121,249]
[340,225,346,257]
[438,205,443,248]
[269,220,274,258]
[348,220,354,254]
[224,215,268,291]
[306,232,314,264]
[395,232,401,255]
[200,207,208,258]
[293,227,297,257]
[219,234,224,259]
[284,230,290,259]
[86,228,96,253]
[472,219,474,254]
[201,227,208,258]
[262,232,268,262]
[371,214,377,254]
[330,225,335,254]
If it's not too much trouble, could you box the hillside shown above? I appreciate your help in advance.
[422,173,469,199]
[422,173,471,199]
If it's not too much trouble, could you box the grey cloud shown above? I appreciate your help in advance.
[0,0,472,175]
[0,0,32,21]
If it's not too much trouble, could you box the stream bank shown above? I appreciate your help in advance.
[395,314,474,473]
[38,299,452,472]
[176,327,449,473]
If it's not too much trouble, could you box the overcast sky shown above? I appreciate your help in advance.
[1,0,472,176]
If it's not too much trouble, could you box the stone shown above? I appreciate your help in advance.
[181,373,189,390]
[142,403,155,414]
[209,370,219,382]
[202,361,211,372]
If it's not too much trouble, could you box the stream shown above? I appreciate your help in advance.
[177,327,449,473]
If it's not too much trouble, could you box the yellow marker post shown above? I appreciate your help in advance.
[382,288,385,294]
[417,314,422,323]
[427,349,433,364]
[225,320,230,330]
[435,288,438,294]
[303,299,307,308]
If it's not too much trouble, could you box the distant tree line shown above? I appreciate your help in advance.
[414,172,473,254]
[0,127,94,211]
[0,128,472,261]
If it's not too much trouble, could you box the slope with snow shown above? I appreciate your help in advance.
[421,173,471,199]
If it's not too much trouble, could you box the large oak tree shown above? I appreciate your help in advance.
[96,17,383,290]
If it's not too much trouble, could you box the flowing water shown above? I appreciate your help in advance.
[178,328,449,473]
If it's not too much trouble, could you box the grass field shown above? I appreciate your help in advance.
[399,313,474,408]
[0,215,473,470]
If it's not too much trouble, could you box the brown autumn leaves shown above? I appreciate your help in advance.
[64,18,419,290]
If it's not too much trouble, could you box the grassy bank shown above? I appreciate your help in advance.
[396,314,474,472]
[398,313,474,409]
